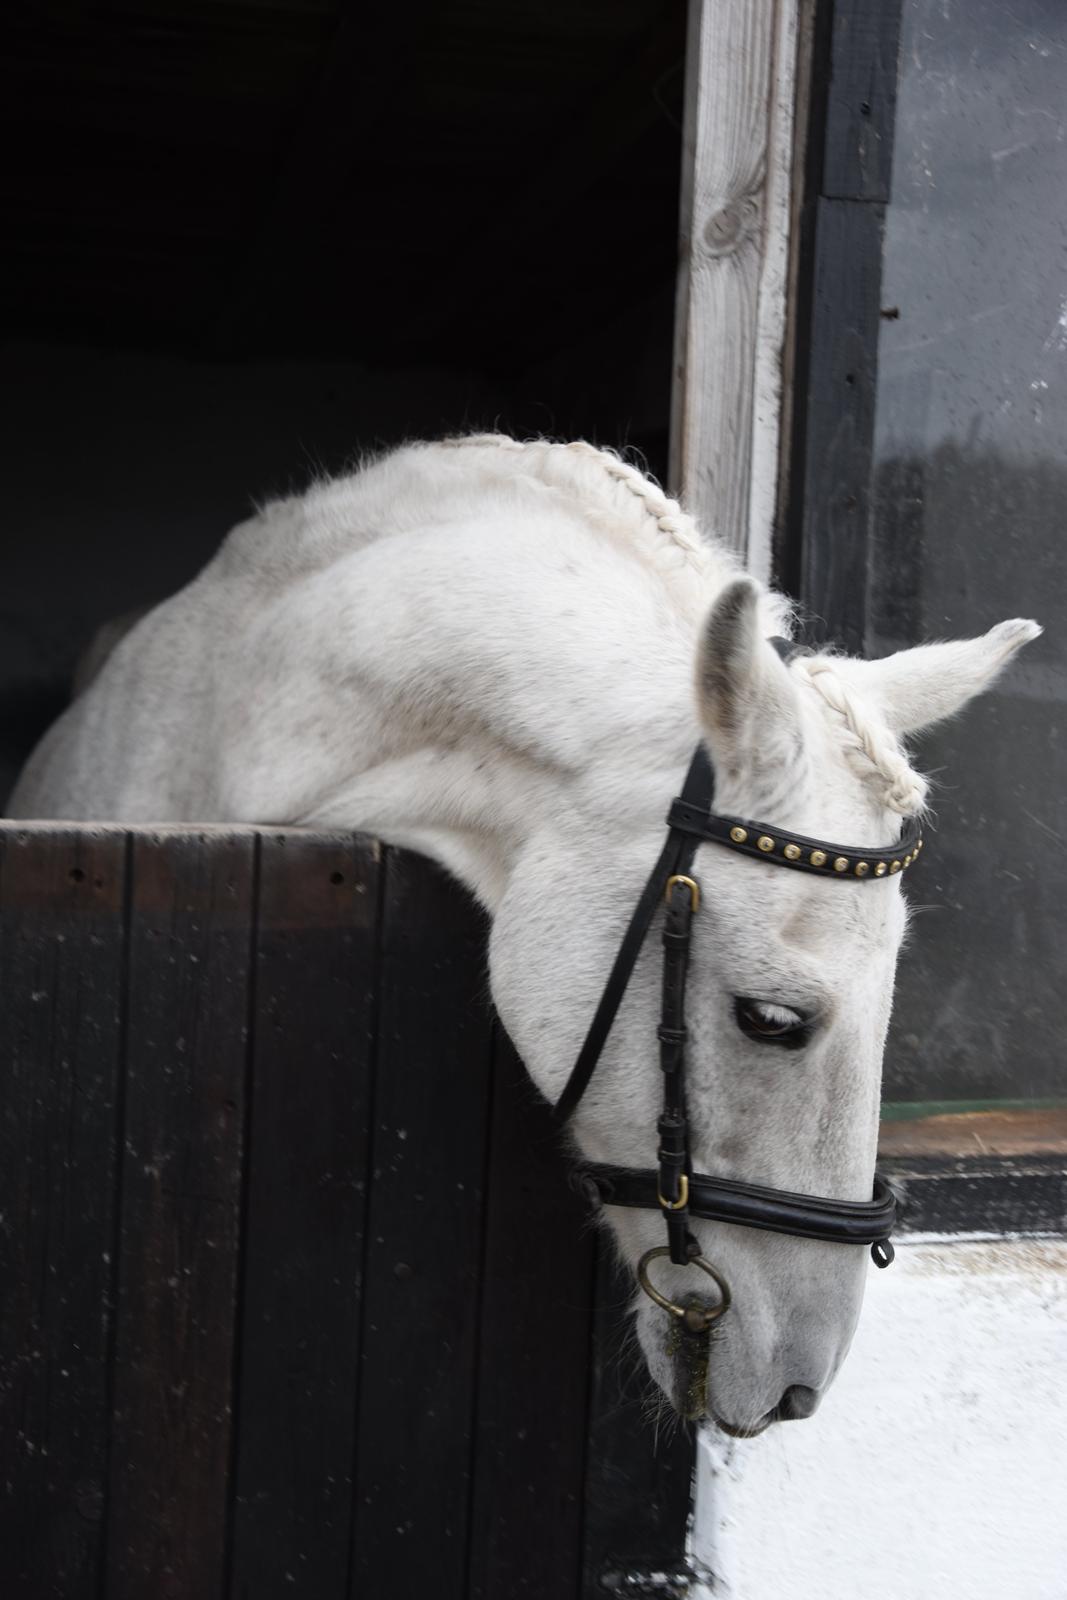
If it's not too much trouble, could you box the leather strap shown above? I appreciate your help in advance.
[552,747,712,1124]
[657,873,699,1263]
[666,798,923,879]
[585,1166,897,1264]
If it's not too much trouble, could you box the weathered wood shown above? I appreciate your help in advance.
[0,828,128,1600]
[794,195,884,651]
[821,0,902,203]
[229,833,380,1600]
[467,1033,596,1600]
[778,0,904,645]
[106,832,255,1600]
[670,0,800,573]
[1,825,700,1594]
[879,1107,1067,1160]
[581,1249,694,1596]
[348,850,497,1600]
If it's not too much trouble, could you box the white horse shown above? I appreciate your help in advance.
[9,435,1039,1435]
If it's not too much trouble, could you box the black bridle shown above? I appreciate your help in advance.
[555,645,919,1331]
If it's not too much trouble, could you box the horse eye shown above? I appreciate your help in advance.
[734,997,811,1049]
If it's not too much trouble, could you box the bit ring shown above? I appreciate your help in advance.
[636,1246,731,1329]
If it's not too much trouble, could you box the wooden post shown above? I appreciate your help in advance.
[781,0,906,652]
[670,0,801,578]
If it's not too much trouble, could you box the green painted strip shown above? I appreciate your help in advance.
[880,1097,1067,1123]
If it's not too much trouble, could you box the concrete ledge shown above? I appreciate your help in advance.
[691,1238,1067,1600]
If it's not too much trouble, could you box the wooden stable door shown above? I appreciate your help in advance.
[0,825,692,1600]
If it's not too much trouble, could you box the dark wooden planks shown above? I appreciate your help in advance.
[105,832,255,1600]
[229,832,381,1600]
[0,824,696,1597]
[581,1249,693,1596]
[467,1033,596,1600]
[0,827,128,1600]
[348,850,496,1600]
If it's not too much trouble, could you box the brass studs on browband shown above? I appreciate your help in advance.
[722,826,923,878]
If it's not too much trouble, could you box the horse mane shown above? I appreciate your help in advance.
[440,432,721,583]
[797,657,928,816]
[241,430,926,819]
[440,434,926,817]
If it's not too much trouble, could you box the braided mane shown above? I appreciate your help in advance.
[797,657,928,816]
[440,433,926,818]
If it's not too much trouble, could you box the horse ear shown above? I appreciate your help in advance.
[695,578,805,800]
[844,618,1041,738]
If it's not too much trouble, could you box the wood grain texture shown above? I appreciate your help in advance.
[0,825,698,1594]
[581,1250,693,1595]
[348,850,496,1600]
[0,829,128,1600]
[229,833,380,1600]
[821,0,903,203]
[879,1107,1067,1160]
[466,1033,596,1600]
[794,196,885,650]
[106,832,255,1600]
[670,0,799,571]
[779,0,904,643]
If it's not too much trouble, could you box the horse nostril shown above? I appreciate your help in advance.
[778,1384,820,1421]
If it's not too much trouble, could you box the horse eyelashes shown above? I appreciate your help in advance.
[733,997,812,1050]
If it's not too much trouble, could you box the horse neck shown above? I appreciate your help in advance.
[282,516,724,905]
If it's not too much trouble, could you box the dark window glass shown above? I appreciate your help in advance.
[872,0,1066,1106]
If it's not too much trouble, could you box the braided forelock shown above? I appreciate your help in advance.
[798,656,928,816]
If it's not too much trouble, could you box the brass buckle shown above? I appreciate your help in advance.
[665,873,700,913]
[637,1246,731,1331]
[657,1172,689,1211]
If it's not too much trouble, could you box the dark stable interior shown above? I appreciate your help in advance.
[1,0,685,802]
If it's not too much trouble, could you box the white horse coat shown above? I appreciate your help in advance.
[10,435,1039,1431]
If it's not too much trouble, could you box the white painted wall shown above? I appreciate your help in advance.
[691,1238,1067,1600]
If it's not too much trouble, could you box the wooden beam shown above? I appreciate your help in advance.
[669,0,801,574]
[778,0,905,648]
[879,1107,1067,1161]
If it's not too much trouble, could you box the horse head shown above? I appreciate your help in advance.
[11,433,1039,1435]
[490,578,1038,1433]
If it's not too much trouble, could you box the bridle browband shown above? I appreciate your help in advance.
[555,640,917,1328]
